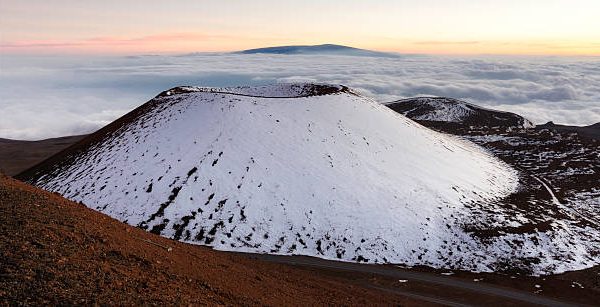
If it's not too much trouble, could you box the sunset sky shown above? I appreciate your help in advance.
[1,0,599,56]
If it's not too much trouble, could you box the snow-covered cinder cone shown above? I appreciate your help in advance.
[19,83,598,274]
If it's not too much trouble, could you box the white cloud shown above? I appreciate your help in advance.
[1,53,599,139]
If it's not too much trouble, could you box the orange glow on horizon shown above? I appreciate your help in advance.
[1,1,599,57]
[2,34,598,57]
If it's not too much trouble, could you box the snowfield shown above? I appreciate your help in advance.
[22,84,599,274]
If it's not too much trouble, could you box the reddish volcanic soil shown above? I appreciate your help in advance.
[2,173,599,306]
[0,173,418,305]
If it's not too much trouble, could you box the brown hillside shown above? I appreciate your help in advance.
[0,135,86,176]
[0,173,417,305]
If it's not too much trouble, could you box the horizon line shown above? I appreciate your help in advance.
[1,34,599,57]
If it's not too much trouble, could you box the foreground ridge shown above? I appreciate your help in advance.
[0,173,412,305]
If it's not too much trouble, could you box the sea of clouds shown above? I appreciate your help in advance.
[1,53,599,140]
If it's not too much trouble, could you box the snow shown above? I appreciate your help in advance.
[26,83,598,274]
[460,130,600,248]
[397,97,476,122]
[572,281,584,288]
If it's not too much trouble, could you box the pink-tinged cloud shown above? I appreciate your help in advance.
[415,41,481,45]
[0,33,241,54]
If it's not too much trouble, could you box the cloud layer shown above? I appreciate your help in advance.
[1,53,599,140]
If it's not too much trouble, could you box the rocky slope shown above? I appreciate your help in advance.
[537,121,600,140]
[386,96,600,274]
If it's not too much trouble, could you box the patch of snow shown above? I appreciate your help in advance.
[572,281,584,289]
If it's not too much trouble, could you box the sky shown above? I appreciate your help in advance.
[1,1,599,140]
[1,0,599,56]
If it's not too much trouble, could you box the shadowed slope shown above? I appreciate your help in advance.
[0,135,86,176]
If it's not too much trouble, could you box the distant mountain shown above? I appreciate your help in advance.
[537,121,600,140]
[236,44,399,57]
[386,97,534,129]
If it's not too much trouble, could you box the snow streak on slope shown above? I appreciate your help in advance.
[21,84,596,274]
